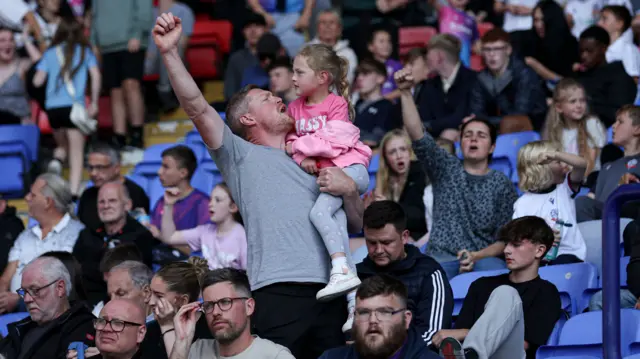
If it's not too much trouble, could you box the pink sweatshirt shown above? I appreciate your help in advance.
[286,93,372,169]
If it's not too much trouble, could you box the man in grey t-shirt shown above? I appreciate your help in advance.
[153,13,364,359]
[169,269,294,359]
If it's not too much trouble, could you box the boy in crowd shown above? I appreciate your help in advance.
[353,59,396,147]
[367,27,403,98]
[435,216,561,359]
[268,56,296,105]
[576,105,640,222]
[573,26,636,127]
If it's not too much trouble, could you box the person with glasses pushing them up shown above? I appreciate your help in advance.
[0,256,95,359]
[168,268,294,359]
[319,275,440,359]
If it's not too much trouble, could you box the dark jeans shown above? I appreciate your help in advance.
[252,282,347,359]
[543,254,583,266]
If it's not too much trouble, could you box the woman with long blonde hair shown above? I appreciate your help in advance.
[373,129,428,241]
[542,78,606,177]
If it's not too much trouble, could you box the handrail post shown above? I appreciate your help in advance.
[602,184,640,359]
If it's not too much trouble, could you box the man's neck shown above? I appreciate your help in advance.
[490,59,510,77]
[463,160,490,176]
[219,331,254,357]
[248,132,288,150]
[624,140,640,157]
[104,217,127,235]
[361,88,382,102]
[36,211,65,237]
[175,182,194,197]
[318,37,337,47]
[439,61,457,80]
[509,264,539,283]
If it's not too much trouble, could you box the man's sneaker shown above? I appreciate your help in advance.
[439,337,466,359]
[316,267,361,301]
[342,306,354,333]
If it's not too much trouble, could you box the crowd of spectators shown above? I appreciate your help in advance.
[1,0,640,359]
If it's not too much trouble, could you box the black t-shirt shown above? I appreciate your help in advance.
[139,316,213,359]
[455,273,561,359]
[77,178,150,231]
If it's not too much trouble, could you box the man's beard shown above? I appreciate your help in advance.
[353,319,408,359]
[212,319,248,345]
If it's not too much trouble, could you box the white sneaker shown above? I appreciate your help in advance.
[342,307,354,333]
[316,267,361,302]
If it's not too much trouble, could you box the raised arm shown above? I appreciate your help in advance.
[155,13,225,149]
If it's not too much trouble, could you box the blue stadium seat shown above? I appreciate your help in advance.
[0,312,29,336]
[448,268,509,316]
[488,157,512,178]
[536,309,640,359]
[199,159,223,188]
[539,262,598,316]
[493,131,541,183]
[580,256,631,313]
[607,127,613,143]
[0,124,40,163]
[367,153,380,192]
[0,145,30,198]
[547,317,567,345]
[126,174,149,194]
[352,245,368,264]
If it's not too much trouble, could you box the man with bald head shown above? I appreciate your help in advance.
[74,181,159,306]
[0,257,95,359]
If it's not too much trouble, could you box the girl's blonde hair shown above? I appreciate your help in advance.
[297,44,355,121]
[375,129,418,200]
[542,78,596,172]
[517,140,562,192]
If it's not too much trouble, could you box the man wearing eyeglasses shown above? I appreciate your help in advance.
[79,299,147,359]
[0,257,95,359]
[319,275,440,359]
[468,28,547,133]
[167,268,294,359]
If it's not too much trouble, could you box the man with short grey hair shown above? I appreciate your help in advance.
[0,257,95,359]
[307,8,357,84]
[78,142,150,231]
[0,174,84,314]
[107,261,154,322]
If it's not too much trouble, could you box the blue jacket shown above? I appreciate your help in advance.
[318,327,441,359]
[357,245,453,347]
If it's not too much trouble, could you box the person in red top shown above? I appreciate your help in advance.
[285,44,372,306]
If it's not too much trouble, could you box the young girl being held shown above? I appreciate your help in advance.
[515,141,588,265]
[285,44,372,328]
[543,78,606,177]
[157,183,247,270]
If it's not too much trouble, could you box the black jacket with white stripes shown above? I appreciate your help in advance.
[356,244,453,348]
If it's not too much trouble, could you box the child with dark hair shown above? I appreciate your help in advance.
[435,216,561,359]
[367,27,402,97]
[353,59,396,147]
[598,5,640,78]
[573,25,636,127]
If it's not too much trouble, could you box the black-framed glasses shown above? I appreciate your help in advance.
[93,318,143,332]
[201,297,249,313]
[16,279,60,298]
[354,307,406,322]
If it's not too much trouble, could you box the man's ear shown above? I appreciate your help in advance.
[239,114,257,128]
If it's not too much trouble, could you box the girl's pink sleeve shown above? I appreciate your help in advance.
[237,225,248,270]
[328,96,350,122]
[181,225,206,252]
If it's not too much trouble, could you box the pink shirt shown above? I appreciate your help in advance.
[181,222,247,270]
[286,93,372,169]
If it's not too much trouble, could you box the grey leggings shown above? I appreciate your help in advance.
[310,164,369,267]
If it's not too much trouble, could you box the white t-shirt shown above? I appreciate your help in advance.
[565,0,600,38]
[0,0,30,29]
[513,176,587,260]
[501,0,539,32]
[606,29,640,77]
[561,116,607,169]
[188,337,295,359]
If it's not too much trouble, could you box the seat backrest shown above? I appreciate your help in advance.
[539,262,598,315]
[449,269,510,299]
[0,124,40,162]
[558,309,640,350]
[0,312,29,337]
[493,131,541,160]
[126,174,149,194]
[352,245,368,264]
[398,26,437,56]
[489,157,512,178]
[580,218,633,276]
[143,143,205,164]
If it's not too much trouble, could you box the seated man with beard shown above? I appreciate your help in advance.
[319,275,440,359]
